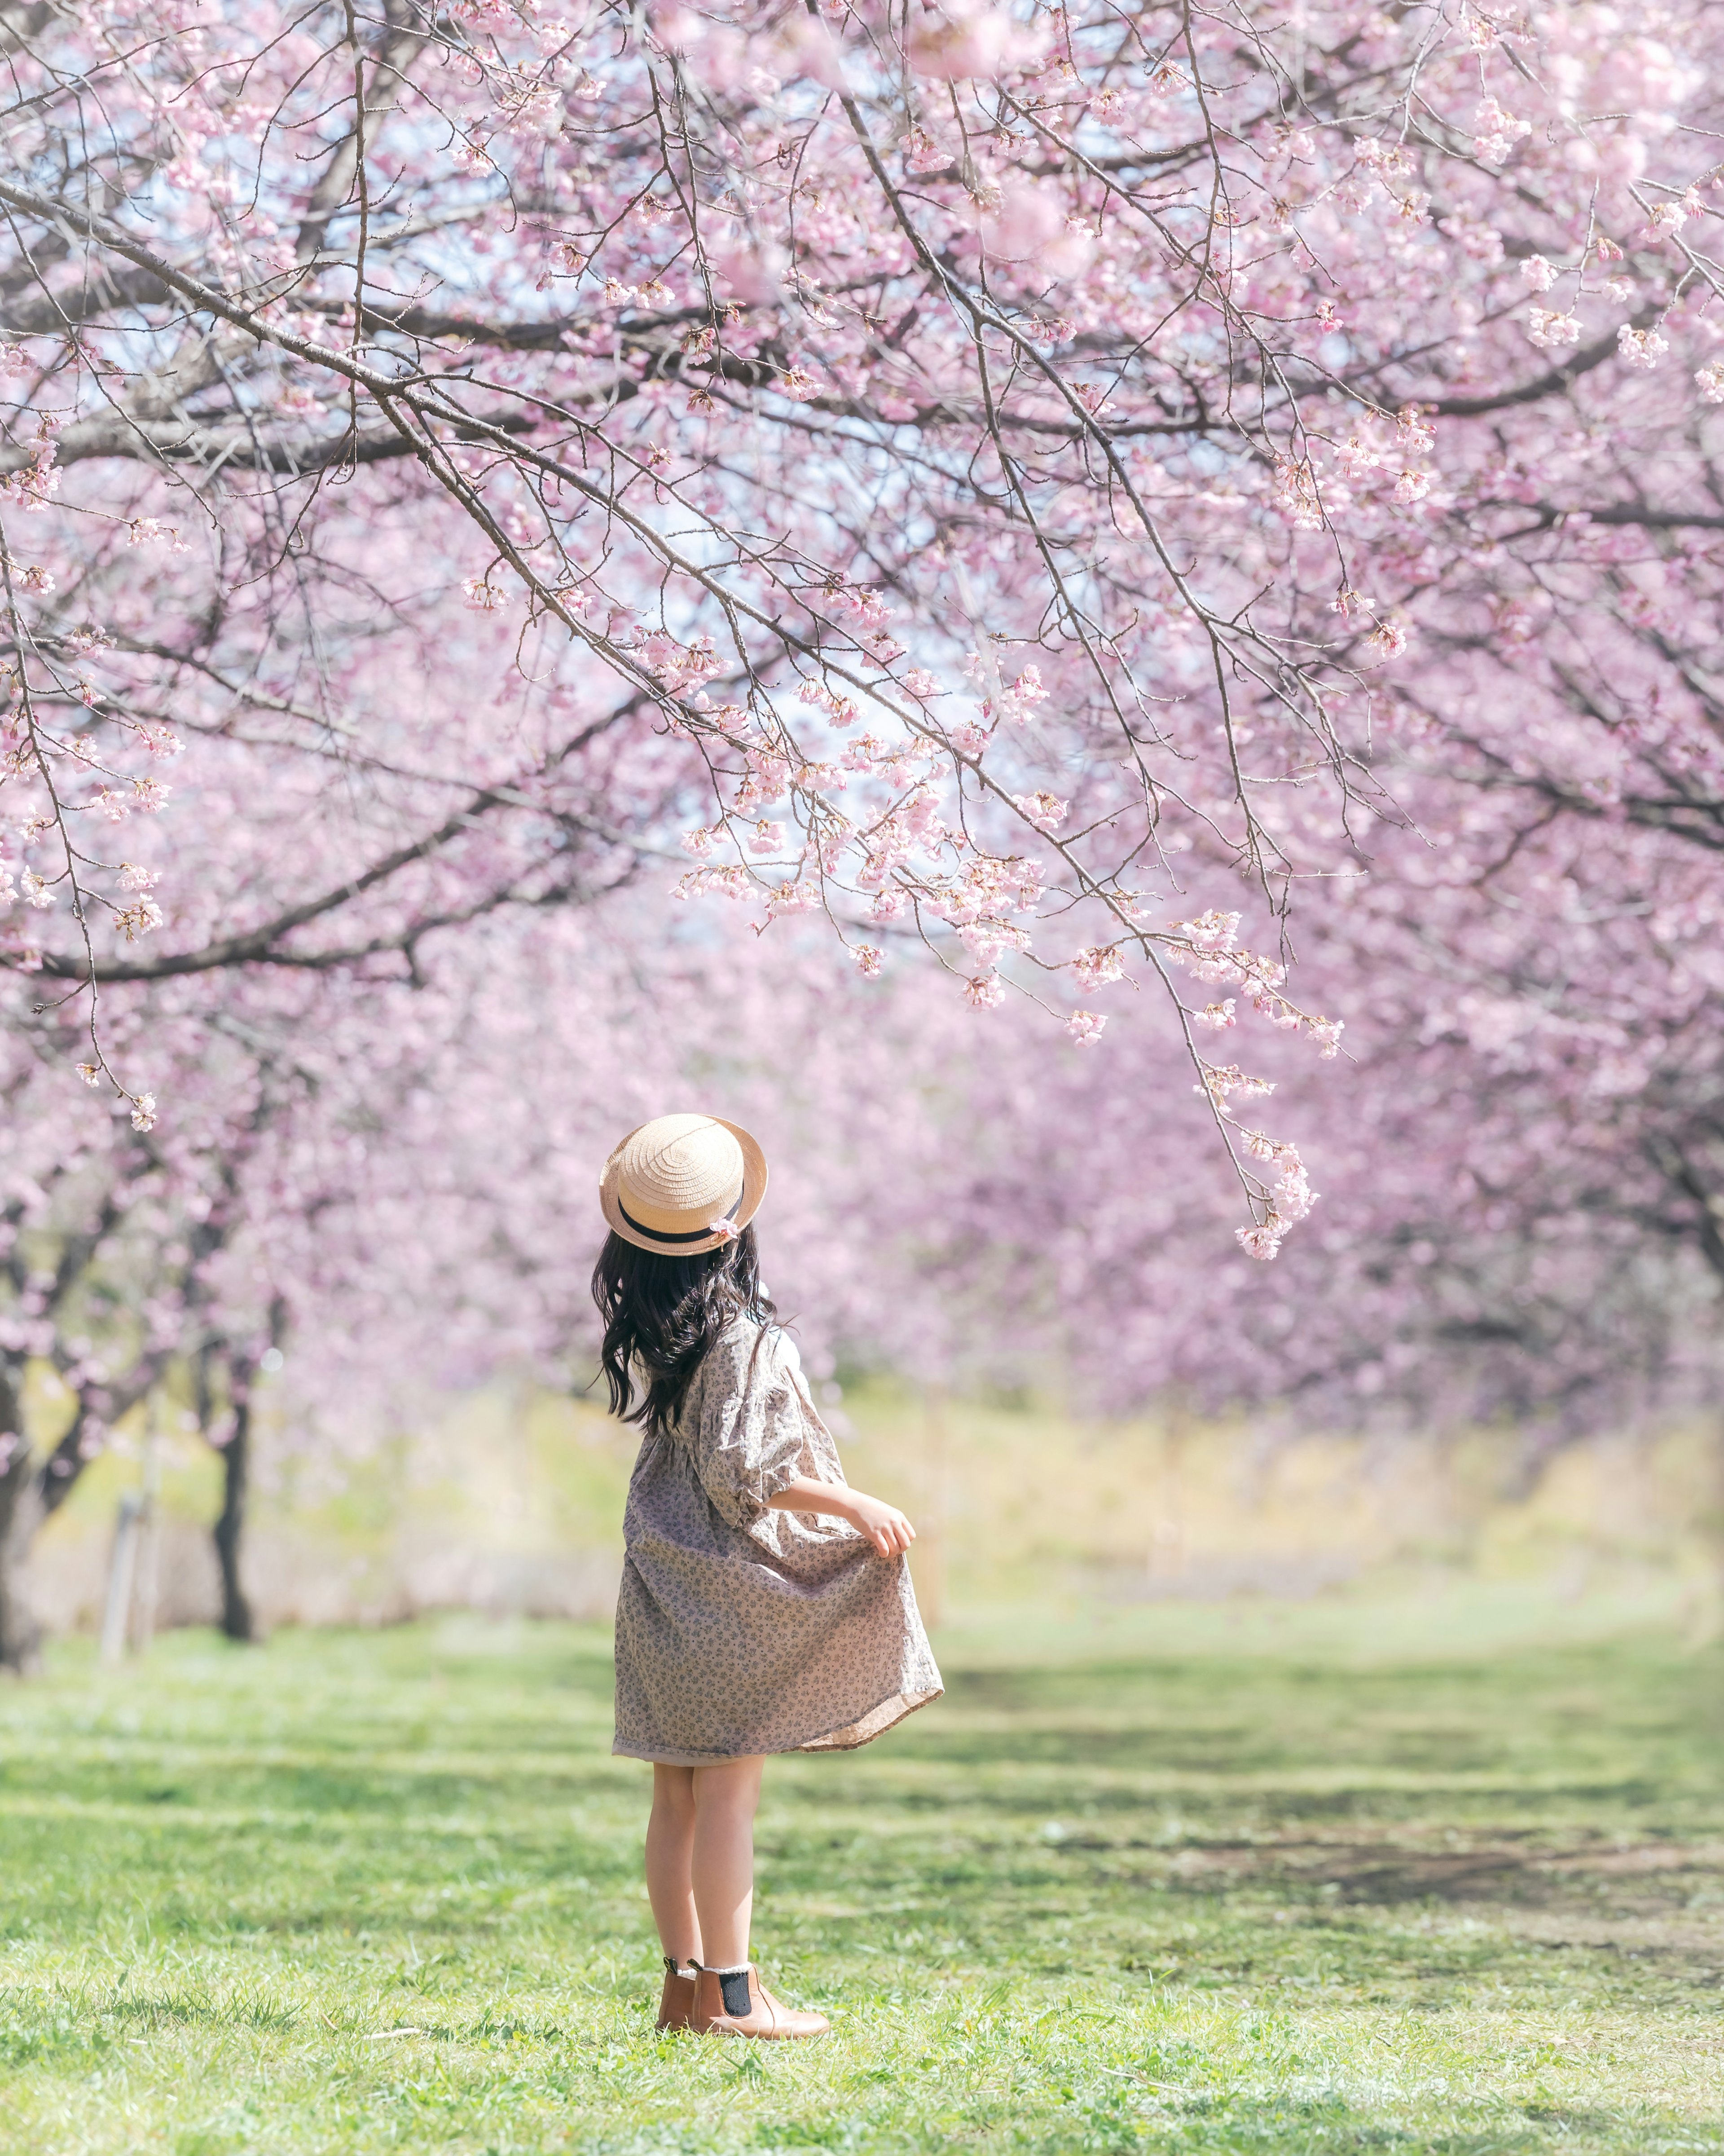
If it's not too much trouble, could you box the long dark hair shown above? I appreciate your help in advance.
[591,1225,776,1438]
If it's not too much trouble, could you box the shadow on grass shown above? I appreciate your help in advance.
[102,1982,299,2031]
[567,2096,1710,2156]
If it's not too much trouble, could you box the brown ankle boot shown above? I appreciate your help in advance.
[655,1957,697,2033]
[689,1962,829,2039]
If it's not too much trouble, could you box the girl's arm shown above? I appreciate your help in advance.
[765,1476,915,1556]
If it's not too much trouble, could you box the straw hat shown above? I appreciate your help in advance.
[599,1112,769,1257]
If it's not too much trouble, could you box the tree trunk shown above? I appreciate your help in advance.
[0,1370,43,1675]
[214,1396,255,1643]
[1706,1414,1724,1649]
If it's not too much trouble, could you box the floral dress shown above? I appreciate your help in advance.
[612,1316,942,1764]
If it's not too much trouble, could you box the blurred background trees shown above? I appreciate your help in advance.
[4,0,1724,1660]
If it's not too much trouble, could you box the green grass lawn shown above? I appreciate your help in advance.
[2,1596,1722,2154]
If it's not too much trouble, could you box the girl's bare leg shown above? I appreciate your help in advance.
[645,1764,702,1965]
[689,1755,765,1968]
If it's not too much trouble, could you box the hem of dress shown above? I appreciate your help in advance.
[612,1685,943,1767]
[794,1685,942,1752]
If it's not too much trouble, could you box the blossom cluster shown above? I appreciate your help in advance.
[0,0,1719,1261]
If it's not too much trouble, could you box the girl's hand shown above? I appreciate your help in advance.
[844,1490,916,1557]
[765,1477,916,1556]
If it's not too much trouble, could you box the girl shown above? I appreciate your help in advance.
[594,1112,942,2040]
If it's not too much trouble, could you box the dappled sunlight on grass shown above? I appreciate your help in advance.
[1,1602,1721,2152]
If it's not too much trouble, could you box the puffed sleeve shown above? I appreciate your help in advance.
[682,1320,811,1528]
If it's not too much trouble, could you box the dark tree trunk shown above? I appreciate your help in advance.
[0,1458,43,1675]
[0,1368,42,1674]
[1707,1414,1724,1648]
[214,1397,255,1643]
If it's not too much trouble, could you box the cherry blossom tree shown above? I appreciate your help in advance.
[0,898,747,1667]
[19,0,1723,1256]
[4,805,1722,1670]
[7,0,1724,1659]
[1219,785,1724,1437]
[0,1002,305,1664]
[878,780,1724,1450]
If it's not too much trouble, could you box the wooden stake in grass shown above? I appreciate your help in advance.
[916,1383,948,1633]
[99,1422,161,1664]
[98,1492,142,1667]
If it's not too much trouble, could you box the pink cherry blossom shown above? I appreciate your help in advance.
[2,0,1724,1627]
